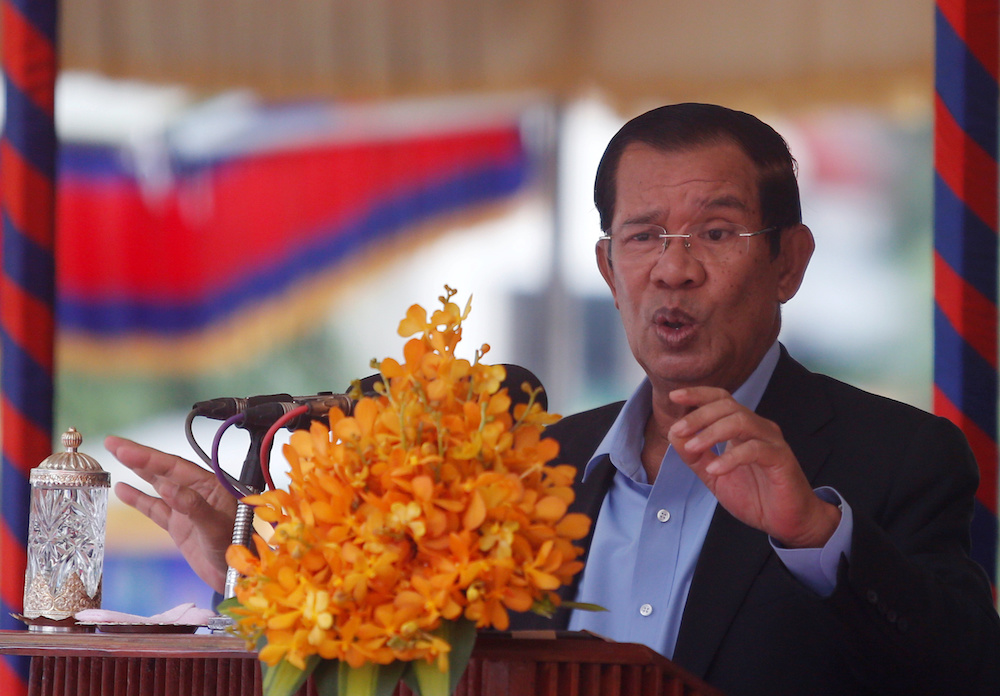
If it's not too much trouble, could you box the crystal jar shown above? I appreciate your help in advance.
[22,428,110,629]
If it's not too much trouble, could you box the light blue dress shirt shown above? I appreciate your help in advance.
[566,342,853,658]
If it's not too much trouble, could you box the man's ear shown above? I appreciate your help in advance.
[776,224,814,303]
[596,240,619,307]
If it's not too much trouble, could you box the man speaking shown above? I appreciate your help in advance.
[108,103,1000,696]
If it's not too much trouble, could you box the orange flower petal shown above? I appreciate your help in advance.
[353,398,379,435]
[412,475,434,501]
[555,513,591,540]
[463,490,487,531]
[225,545,259,574]
[334,417,361,442]
[534,495,568,521]
[398,305,428,337]
[403,337,428,366]
[502,587,534,613]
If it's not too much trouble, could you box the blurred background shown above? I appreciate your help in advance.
[4,0,936,615]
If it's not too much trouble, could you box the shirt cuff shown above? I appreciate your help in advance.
[770,486,853,597]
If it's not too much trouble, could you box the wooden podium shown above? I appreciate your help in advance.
[0,629,725,696]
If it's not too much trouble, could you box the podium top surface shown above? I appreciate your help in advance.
[0,629,666,664]
[0,629,250,658]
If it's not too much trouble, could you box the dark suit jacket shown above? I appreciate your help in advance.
[511,347,1000,696]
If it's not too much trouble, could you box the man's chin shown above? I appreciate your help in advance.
[643,355,718,389]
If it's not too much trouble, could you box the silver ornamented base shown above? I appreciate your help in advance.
[207,615,236,633]
[22,573,101,622]
[11,613,94,633]
[28,623,88,633]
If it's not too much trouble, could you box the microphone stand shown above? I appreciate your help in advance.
[224,427,267,599]
[210,427,268,633]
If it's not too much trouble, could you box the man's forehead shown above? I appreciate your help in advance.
[615,142,760,213]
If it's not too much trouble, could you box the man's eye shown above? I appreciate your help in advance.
[624,226,662,243]
[697,225,738,243]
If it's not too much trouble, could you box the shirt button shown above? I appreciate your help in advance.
[656,509,671,523]
[639,603,653,617]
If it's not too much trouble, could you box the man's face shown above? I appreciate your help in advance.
[596,140,811,393]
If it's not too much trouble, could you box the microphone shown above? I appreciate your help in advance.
[242,394,355,430]
[196,364,546,431]
[191,393,293,420]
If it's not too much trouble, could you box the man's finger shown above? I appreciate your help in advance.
[114,481,173,531]
[105,435,211,488]
[669,386,731,408]
[704,451,741,476]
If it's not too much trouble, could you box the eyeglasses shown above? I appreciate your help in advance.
[599,222,775,265]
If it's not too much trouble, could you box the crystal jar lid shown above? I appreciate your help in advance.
[30,428,110,488]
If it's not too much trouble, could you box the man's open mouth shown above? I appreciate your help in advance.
[654,308,696,330]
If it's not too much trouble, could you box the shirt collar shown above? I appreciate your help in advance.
[582,341,782,481]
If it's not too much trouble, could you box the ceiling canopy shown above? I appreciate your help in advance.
[54,0,933,114]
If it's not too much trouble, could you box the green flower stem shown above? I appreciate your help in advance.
[310,659,405,696]
[261,655,319,696]
[402,619,477,696]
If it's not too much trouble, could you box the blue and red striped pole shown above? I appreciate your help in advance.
[933,0,999,590]
[0,0,59,692]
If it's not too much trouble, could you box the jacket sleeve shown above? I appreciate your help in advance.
[822,414,1000,695]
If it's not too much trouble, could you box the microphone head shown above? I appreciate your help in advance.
[351,373,384,398]
[500,364,547,412]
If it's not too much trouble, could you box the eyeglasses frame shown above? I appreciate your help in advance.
[598,224,777,261]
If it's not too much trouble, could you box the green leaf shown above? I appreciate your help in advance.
[215,596,243,619]
[319,661,405,696]
[559,601,608,612]
[529,596,607,619]
[403,619,477,696]
[261,655,320,696]
[311,659,341,696]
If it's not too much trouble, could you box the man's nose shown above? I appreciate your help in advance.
[650,238,705,287]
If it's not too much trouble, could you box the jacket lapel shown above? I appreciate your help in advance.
[559,404,622,605]
[672,347,834,677]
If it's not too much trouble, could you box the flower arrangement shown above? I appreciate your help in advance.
[222,287,592,696]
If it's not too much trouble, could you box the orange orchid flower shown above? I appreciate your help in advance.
[227,287,592,675]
